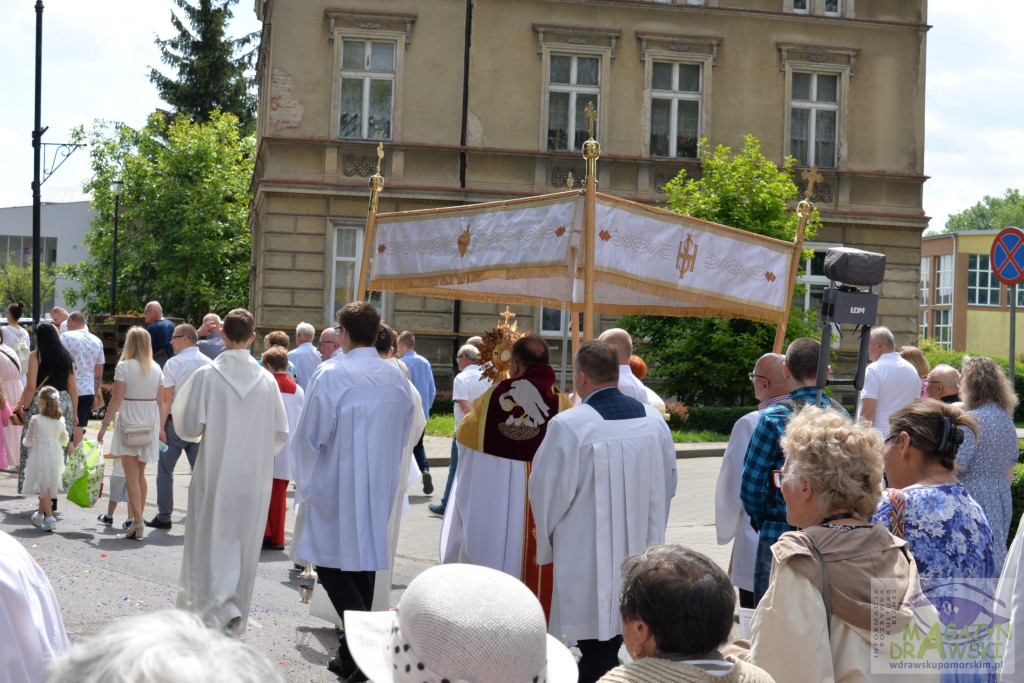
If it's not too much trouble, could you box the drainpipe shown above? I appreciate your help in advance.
[454,0,472,368]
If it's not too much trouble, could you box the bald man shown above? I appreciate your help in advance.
[925,364,962,404]
[317,327,342,363]
[715,353,788,630]
[857,327,921,434]
[596,328,650,405]
[196,313,225,360]
[144,301,175,367]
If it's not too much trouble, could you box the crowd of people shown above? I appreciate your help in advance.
[7,304,1024,682]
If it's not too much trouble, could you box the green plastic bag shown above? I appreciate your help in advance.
[66,438,104,508]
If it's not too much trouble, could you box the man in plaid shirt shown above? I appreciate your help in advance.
[741,337,847,603]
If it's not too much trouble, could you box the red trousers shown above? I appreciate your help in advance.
[264,478,288,545]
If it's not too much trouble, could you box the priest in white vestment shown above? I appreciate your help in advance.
[596,328,650,404]
[0,530,69,682]
[996,513,1024,679]
[290,303,415,680]
[530,340,676,683]
[444,335,572,615]
[172,309,290,635]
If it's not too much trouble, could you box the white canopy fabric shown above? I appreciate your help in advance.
[366,191,795,324]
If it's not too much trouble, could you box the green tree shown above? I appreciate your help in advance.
[621,135,820,406]
[150,0,257,133]
[944,189,1024,233]
[0,263,57,310]
[65,111,254,322]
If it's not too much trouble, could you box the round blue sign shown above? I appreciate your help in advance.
[990,227,1024,286]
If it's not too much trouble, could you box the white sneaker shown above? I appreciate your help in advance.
[30,512,44,527]
[42,517,56,532]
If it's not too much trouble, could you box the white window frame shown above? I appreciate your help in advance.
[328,222,384,324]
[788,70,840,168]
[792,0,809,13]
[542,50,608,152]
[933,309,952,350]
[967,254,999,306]
[779,44,855,171]
[642,52,713,159]
[934,254,954,306]
[920,256,930,306]
[785,0,849,16]
[337,39,397,141]
[1014,286,1024,308]
[329,25,409,141]
[919,310,928,342]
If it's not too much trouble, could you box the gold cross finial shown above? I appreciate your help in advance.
[584,101,597,140]
[499,306,516,325]
[566,172,575,190]
[802,166,822,200]
[375,143,384,175]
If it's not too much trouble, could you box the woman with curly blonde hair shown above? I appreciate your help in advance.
[748,406,935,683]
[954,355,1019,568]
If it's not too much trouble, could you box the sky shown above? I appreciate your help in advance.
[0,1,1021,233]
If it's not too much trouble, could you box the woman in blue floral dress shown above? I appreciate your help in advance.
[872,399,997,683]
[956,355,1019,570]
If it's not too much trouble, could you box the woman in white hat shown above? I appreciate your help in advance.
[345,563,578,682]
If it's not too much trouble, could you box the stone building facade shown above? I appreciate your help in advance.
[249,0,929,385]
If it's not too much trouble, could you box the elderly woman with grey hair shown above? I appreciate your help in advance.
[48,609,282,683]
[598,545,774,682]
[749,406,938,683]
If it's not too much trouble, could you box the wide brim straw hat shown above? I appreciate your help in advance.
[346,564,578,683]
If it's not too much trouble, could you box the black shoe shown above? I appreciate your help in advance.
[327,656,356,679]
[346,669,369,682]
[144,517,172,529]
[262,538,285,550]
[422,471,433,495]
[428,503,445,516]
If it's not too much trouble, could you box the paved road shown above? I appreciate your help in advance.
[0,428,729,681]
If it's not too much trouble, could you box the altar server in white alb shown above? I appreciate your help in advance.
[529,340,677,683]
[172,309,289,634]
[597,328,651,404]
[290,302,415,681]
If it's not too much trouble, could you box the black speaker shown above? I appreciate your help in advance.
[823,247,886,287]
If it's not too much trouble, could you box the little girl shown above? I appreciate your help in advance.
[0,383,12,470]
[22,386,69,532]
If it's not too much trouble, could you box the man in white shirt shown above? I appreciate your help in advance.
[60,311,105,447]
[714,352,788,635]
[597,328,651,404]
[288,321,320,389]
[146,324,211,530]
[290,302,415,680]
[172,309,289,634]
[429,343,491,517]
[857,327,921,435]
[529,340,676,683]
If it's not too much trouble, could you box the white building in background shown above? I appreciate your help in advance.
[0,187,94,312]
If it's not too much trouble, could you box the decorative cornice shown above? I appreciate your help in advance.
[533,23,622,60]
[324,9,416,46]
[777,41,860,78]
[635,31,722,66]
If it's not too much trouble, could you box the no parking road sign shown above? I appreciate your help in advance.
[991,226,1024,285]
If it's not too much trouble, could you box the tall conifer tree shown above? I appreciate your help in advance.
[149,0,257,133]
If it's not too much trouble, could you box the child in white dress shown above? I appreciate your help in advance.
[22,386,69,532]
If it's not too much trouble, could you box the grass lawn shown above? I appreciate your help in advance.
[427,413,728,443]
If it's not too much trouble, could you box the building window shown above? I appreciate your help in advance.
[919,310,928,342]
[1014,286,1024,308]
[327,10,414,141]
[933,309,952,350]
[339,39,395,140]
[538,307,583,338]
[790,71,838,168]
[793,0,809,12]
[920,256,930,306]
[934,254,953,305]
[547,54,601,152]
[649,61,702,158]
[798,243,840,337]
[824,0,841,16]
[967,254,999,306]
[331,225,382,322]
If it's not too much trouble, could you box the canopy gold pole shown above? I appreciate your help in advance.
[582,102,600,342]
[773,166,820,353]
[360,143,385,301]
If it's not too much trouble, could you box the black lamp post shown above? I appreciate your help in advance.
[110,179,123,316]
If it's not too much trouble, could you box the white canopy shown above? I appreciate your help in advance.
[365,190,795,325]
